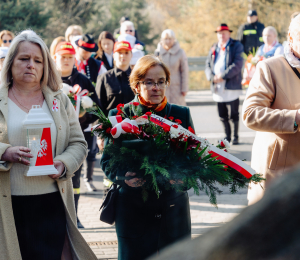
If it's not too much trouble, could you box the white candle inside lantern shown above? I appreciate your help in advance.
[23,105,58,177]
[28,134,41,166]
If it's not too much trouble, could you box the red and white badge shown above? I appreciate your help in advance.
[52,98,59,112]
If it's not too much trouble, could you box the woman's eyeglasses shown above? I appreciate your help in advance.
[3,40,12,44]
[139,80,168,90]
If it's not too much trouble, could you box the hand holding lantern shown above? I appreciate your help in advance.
[1,146,33,165]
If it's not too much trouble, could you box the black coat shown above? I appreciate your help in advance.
[77,58,102,84]
[205,38,244,91]
[237,21,265,55]
[95,53,114,71]
[95,67,135,117]
[62,68,101,130]
[100,96,194,260]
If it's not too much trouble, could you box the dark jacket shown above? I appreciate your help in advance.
[77,58,102,84]
[62,68,101,130]
[95,67,135,117]
[205,38,244,91]
[95,53,114,71]
[237,21,265,55]
[100,96,194,260]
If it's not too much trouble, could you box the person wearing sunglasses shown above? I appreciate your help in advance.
[0,30,14,48]
[100,55,194,260]
[120,21,145,52]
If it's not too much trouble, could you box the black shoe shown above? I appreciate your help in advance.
[77,218,84,229]
[232,137,239,145]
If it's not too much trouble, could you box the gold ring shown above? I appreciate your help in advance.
[19,157,22,162]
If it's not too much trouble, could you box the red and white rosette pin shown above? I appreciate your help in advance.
[52,99,59,112]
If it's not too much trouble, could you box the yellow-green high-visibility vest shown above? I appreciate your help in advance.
[243,29,257,35]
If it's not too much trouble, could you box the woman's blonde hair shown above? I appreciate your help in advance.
[50,36,65,58]
[129,55,171,94]
[0,30,62,91]
[0,30,15,46]
[65,25,83,42]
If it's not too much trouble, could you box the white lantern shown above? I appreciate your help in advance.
[23,105,58,176]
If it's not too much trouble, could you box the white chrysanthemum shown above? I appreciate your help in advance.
[223,139,231,149]
[170,126,181,139]
[194,136,211,158]
[135,117,149,125]
[81,96,93,109]
[62,83,72,96]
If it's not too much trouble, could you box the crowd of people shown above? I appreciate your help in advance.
[0,16,192,260]
[1,8,300,260]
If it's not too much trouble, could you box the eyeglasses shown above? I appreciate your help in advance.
[139,80,168,90]
[125,30,133,33]
[3,40,12,44]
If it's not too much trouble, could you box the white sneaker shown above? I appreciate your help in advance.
[84,181,97,192]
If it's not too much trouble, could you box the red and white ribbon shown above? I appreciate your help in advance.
[147,114,255,179]
[109,117,139,138]
[71,84,89,117]
[109,115,123,127]
[52,99,59,112]
[102,113,255,179]
[208,146,254,178]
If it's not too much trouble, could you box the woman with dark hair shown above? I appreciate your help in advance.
[100,55,194,260]
[95,31,115,70]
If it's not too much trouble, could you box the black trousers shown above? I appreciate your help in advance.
[217,98,239,122]
[85,131,99,162]
[12,192,66,260]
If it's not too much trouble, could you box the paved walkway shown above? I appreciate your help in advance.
[78,157,249,260]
